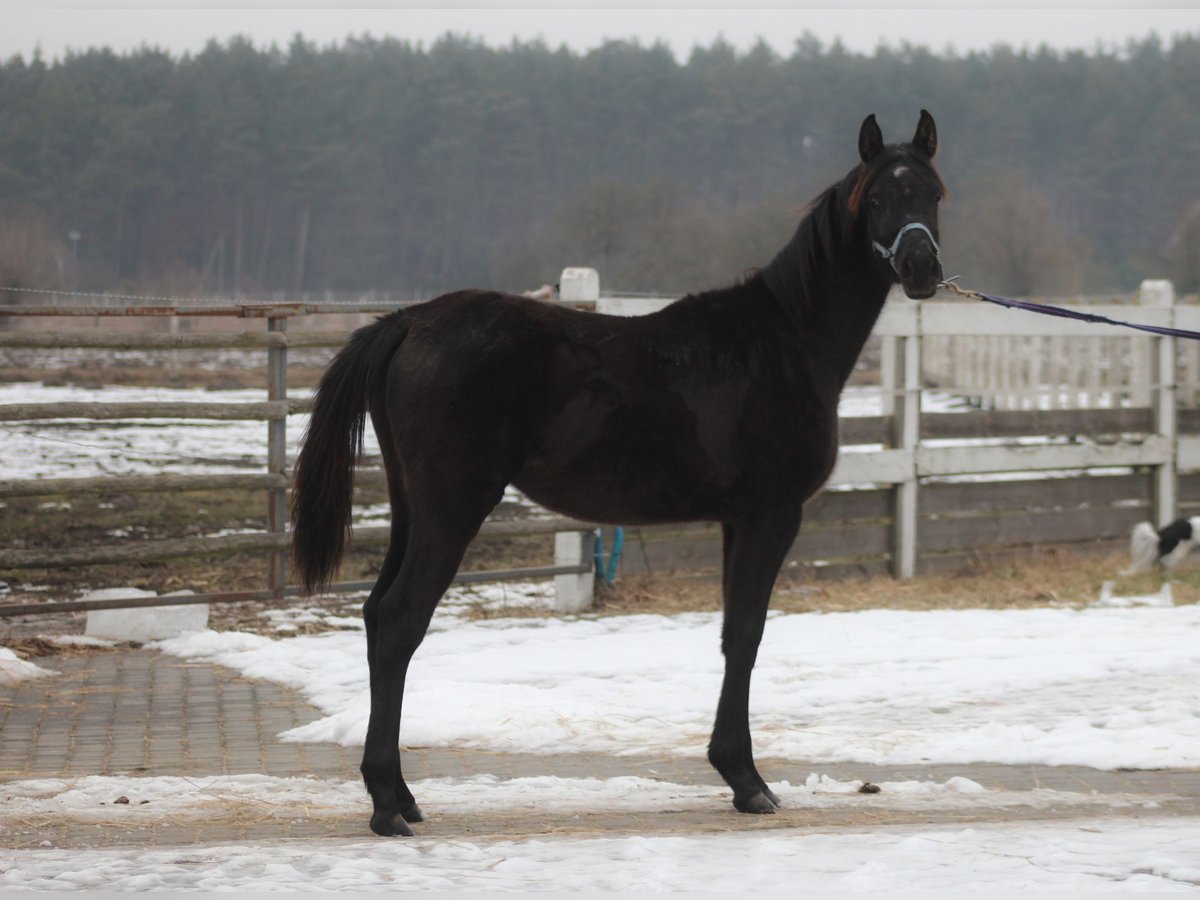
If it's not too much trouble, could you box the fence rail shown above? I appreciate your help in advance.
[0,299,598,618]
[591,277,1199,579]
[5,275,1200,615]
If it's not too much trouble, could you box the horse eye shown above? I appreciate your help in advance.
[869,197,880,210]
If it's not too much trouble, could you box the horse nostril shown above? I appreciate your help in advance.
[901,253,938,283]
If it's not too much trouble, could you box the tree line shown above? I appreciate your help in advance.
[1,32,1198,302]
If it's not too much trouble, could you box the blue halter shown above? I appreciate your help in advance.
[872,222,941,273]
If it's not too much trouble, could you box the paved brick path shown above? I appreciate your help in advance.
[2,646,1198,848]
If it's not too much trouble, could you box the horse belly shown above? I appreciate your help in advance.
[513,416,736,525]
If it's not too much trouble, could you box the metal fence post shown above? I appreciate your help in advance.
[267,315,289,596]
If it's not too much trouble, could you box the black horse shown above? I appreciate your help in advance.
[292,110,944,836]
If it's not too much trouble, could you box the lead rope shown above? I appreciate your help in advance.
[937,278,1200,341]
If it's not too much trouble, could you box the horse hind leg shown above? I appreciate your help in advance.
[360,421,416,820]
[708,512,801,815]
[359,480,507,837]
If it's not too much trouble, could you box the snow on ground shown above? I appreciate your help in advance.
[153,603,1200,771]
[6,770,1160,824]
[4,819,1199,891]
[10,588,1200,891]
[0,647,56,685]
[0,383,328,479]
[1,771,1185,891]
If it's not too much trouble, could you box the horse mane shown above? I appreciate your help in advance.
[760,146,946,312]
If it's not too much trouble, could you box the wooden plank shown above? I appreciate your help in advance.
[787,558,892,581]
[0,469,385,499]
[872,300,919,337]
[0,473,289,499]
[0,562,592,618]
[916,438,1169,476]
[0,516,596,569]
[1176,435,1200,473]
[919,506,1144,552]
[921,473,1151,516]
[1178,472,1200,497]
[805,487,893,522]
[0,303,409,319]
[838,416,889,445]
[922,408,1153,440]
[1175,473,1200,521]
[790,522,892,561]
[622,521,893,575]
[829,449,912,485]
[618,526,722,575]
[0,331,287,350]
[916,537,1127,575]
[0,401,292,422]
[1180,409,1200,434]
[0,531,294,568]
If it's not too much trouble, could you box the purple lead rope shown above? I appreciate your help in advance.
[938,281,1200,342]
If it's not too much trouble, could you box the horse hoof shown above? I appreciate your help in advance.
[401,802,425,823]
[370,811,415,837]
[734,791,778,815]
[763,787,781,808]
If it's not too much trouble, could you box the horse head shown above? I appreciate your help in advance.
[856,109,944,300]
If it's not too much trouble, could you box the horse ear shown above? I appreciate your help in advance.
[858,114,884,164]
[912,109,937,158]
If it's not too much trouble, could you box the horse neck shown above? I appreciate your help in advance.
[760,225,892,391]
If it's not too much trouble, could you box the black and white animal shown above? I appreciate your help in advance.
[1127,517,1200,573]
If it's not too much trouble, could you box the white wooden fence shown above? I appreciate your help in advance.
[573,270,1198,578]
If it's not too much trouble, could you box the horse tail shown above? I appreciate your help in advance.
[291,313,409,594]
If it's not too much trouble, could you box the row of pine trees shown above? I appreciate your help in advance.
[1,33,1198,300]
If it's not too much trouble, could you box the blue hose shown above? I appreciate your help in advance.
[605,527,624,584]
[593,527,625,586]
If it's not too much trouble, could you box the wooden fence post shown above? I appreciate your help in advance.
[267,314,289,597]
[1142,279,1177,527]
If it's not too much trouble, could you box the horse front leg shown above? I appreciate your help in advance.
[708,510,801,814]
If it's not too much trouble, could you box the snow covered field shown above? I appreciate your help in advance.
[152,601,1200,771]
[5,817,1199,891]
[5,595,1200,890]
[1,383,321,480]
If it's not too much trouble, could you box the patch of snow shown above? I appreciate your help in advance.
[0,772,1167,826]
[1094,581,1174,608]
[3,819,1199,891]
[0,648,57,685]
[156,604,1200,771]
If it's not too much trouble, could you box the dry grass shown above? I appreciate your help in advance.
[467,544,1198,622]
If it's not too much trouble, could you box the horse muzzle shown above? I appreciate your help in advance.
[874,222,942,300]
[897,248,942,299]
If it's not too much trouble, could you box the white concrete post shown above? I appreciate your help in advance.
[888,292,921,579]
[1142,279,1177,526]
[554,529,595,613]
[559,267,600,303]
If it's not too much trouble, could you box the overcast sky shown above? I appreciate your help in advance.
[2,6,1197,62]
